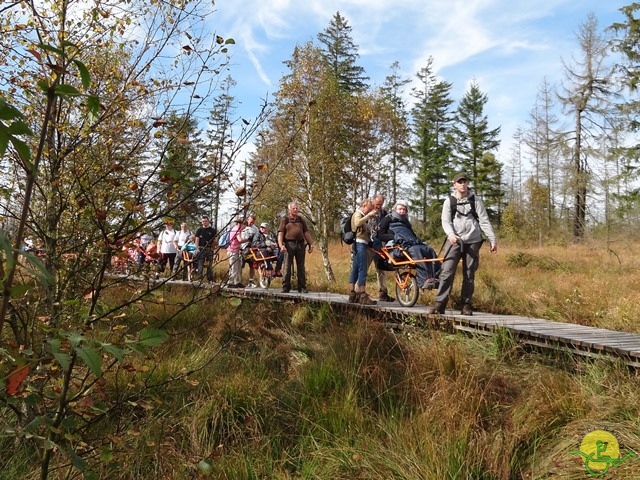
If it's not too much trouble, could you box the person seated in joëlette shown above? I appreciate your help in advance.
[377,199,440,289]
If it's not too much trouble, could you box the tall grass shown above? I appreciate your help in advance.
[6,238,640,479]
[305,238,640,332]
[7,286,639,479]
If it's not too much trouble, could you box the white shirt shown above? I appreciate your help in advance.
[176,229,192,247]
[158,228,178,254]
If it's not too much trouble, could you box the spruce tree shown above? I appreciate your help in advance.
[450,82,501,197]
[410,58,455,229]
[317,11,369,93]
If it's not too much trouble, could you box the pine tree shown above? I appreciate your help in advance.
[317,11,369,93]
[204,76,238,227]
[410,58,455,229]
[379,61,412,205]
[450,82,501,196]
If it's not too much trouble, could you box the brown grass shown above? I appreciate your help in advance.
[295,238,640,333]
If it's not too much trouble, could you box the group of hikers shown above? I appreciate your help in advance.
[122,171,497,315]
[346,172,497,314]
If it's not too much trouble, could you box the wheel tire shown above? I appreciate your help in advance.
[395,272,419,307]
[259,267,271,289]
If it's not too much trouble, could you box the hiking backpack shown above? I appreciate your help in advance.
[450,194,478,221]
[340,212,356,245]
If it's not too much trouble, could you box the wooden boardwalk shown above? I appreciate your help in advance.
[225,285,640,368]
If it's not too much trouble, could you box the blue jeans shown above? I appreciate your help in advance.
[348,242,369,286]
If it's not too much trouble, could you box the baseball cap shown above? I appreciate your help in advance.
[453,172,469,183]
[259,222,269,228]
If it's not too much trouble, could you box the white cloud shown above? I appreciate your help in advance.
[212,0,626,163]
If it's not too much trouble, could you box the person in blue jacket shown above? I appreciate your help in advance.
[377,200,440,290]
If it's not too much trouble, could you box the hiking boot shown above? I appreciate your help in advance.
[462,304,473,316]
[274,270,282,277]
[426,302,446,314]
[282,287,291,293]
[378,291,395,302]
[358,292,377,306]
[348,290,358,303]
[248,280,257,288]
[298,288,309,293]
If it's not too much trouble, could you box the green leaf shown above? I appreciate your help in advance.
[74,345,103,377]
[47,338,71,371]
[12,138,32,163]
[43,439,57,451]
[0,131,8,157]
[0,98,24,120]
[55,84,81,97]
[228,297,242,307]
[53,352,72,371]
[23,415,43,433]
[70,450,87,470]
[47,338,60,353]
[87,94,100,119]
[10,284,30,297]
[37,43,64,55]
[73,59,91,89]
[36,79,50,92]
[100,447,113,462]
[225,38,236,45]
[7,119,33,136]
[138,327,168,347]
[0,231,16,281]
[21,251,52,288]
[99,343,125,362]
[67,332,85,348]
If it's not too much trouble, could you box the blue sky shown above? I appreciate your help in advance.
[211,0,627,178]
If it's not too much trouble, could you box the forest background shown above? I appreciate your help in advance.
[2,0,640,478]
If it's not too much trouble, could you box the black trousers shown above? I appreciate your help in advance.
[283,240,306,290]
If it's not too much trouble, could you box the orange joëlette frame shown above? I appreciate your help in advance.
[372,245,443,268]
[248,247,277,262]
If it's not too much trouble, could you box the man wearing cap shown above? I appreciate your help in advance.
[255,222,283,273]
[426,172,497,316]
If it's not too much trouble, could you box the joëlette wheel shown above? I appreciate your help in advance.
[395,273,419,307]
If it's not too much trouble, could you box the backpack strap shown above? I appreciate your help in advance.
[450,194,478,221]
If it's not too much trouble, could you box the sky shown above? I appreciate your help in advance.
[211,0,628,165]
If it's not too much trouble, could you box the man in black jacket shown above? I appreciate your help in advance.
[194,216,217,281]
